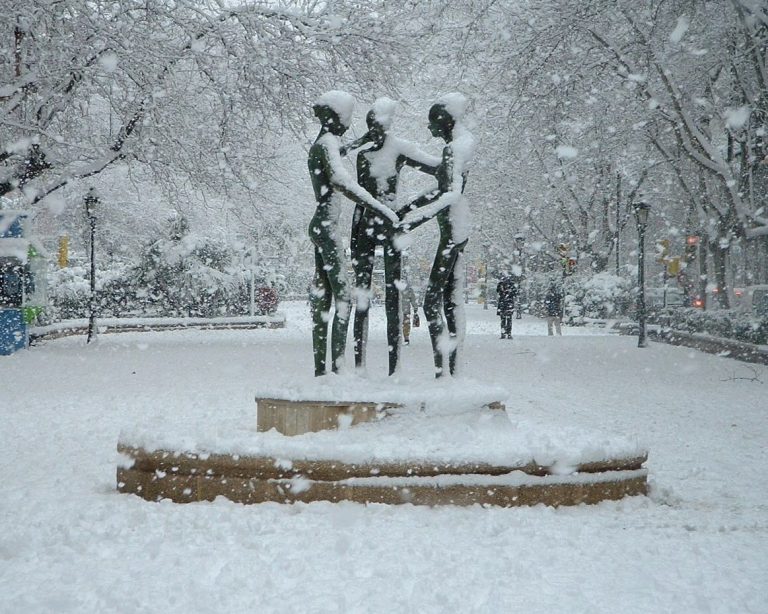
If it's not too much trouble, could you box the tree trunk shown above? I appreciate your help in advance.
[710,238,731,309]
[699,232,709,310]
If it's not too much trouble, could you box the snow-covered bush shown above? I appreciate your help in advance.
[659,308,768,345]
[46,218,281,320]
[46,265,91,320]
[567,273,634,319]
[524,272,632,321]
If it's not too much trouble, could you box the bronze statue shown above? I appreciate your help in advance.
[307,91,399,376]
[343,97,439,375]
[399,94,474,377]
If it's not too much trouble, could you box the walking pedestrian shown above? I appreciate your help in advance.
[496,272,518,339]
[544,281,564,336]
[400,281,420,345]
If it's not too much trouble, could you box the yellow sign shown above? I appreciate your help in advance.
[58,236,69,268]
[666,257,681,276]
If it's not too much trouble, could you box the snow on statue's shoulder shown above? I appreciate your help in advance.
[315,90,355,126]
[452,127,476,167]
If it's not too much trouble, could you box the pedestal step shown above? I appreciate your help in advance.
[117,445,648,508]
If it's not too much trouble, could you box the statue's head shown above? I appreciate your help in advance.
[429,93,468,141]
[313,104,348,136]
[428,104,454,141]
[313,90,355,136]
[366,97,397,148]
[365,110,386,147]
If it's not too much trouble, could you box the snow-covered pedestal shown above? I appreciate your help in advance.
[256,398,399,436]
[118,378,648,508]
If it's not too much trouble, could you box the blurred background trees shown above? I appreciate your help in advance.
[2,0,766,319]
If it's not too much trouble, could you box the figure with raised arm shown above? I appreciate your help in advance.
[398,93,475,378]
[307,91,399,376]
[342,97,439,375]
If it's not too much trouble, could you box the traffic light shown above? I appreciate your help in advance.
[685,235,699,263]
[564,257,577,276]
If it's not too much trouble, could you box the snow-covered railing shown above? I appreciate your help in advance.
[29,314,285,342]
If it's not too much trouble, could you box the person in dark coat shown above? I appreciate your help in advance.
[496,273,518,339]
[544,281,564,336]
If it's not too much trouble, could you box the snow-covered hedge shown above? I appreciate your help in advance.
[45,219,281,321]
[568,272,634,319]
[526,272,634,321]
[656,308,768,346]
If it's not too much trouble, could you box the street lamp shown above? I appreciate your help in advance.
[84,188,98,344]
[633,200,651,348]
[483,242,490,310]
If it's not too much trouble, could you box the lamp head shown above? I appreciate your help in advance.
[633,201,651,227]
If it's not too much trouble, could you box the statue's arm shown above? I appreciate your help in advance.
[398,140,441,175]
[396,188,441,223]
[399,149,462,231]
[399,192,460,232]
[340,131,373,157]
[320,139,398,224]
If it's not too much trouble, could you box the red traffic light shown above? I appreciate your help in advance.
[686,235,700,246]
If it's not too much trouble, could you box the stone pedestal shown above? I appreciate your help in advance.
[118,396,649,509]
[256,397,399,436]
[117,444,648,508]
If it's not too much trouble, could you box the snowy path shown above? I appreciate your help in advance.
[1,303,766,613]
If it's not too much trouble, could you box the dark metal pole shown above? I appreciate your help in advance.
[483,244,490,310]
[637,223,647,348]
[615,173,621,276]
[85,189,98,344]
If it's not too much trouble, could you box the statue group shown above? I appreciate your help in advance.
[307,90,474,379]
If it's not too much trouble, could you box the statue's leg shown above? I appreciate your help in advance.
[424,247,451,378]
[310,246,332,376]
[322,240,352,373]
[443,245,466,375]
[351,220,375,368]
[383,241,402,375]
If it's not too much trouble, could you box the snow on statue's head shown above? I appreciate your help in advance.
[437,92,468,122]
[429,92,468,141]
[314,90,355,134]
[368,97,398,131]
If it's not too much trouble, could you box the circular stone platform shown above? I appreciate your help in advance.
[117,444,646,507]
[117,390,648,508]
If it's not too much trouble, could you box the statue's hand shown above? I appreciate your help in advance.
[394,220,410,234]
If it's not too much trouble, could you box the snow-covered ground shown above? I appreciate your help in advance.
[2,302,766,613]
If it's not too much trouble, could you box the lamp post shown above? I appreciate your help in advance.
[633,201,651,348]
[514,234,526,318]
[243,247,257,317]
[483,242,490,310]
[84,188,98,344]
